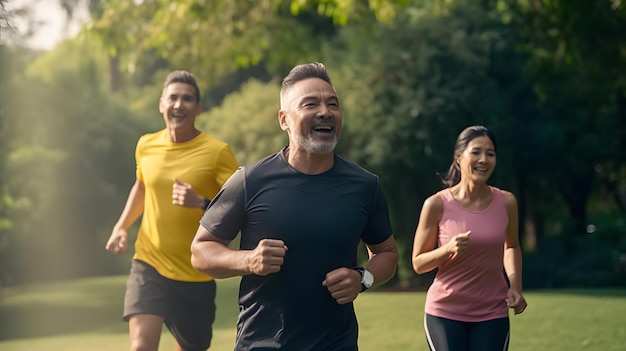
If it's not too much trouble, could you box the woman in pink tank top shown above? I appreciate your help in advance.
[411,125,527,351]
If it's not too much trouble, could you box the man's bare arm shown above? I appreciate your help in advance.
[191,226,288,279]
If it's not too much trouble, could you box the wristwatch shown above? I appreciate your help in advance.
[352,266,374,292]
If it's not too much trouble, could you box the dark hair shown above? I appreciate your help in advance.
[163,70,201,102]
[440,125,498,187]
[281,62,333,95]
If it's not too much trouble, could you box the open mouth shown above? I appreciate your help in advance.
[473,167,489,173]
[313,125,333,133]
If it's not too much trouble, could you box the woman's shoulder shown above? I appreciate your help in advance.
[492,187,518,209]
[417,192,445,223]
[424,191,446,211]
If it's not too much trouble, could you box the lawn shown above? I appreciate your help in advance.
[0,276,624,350]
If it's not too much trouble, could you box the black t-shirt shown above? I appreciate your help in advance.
[201,150,393,351]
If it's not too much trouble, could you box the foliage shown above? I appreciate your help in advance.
[199,79,287,166]
[0,45,57,287]
[0,0,10,32]
[85,0,408,93]
[507,0,626,235]
[524,214,626,288]
[0,0,29,46]
[88,0,325,90]
[0,0,624,289]
[289,0,409,25]
[1,39,145,285]
[333,1,526,282]
[0,45,11,286]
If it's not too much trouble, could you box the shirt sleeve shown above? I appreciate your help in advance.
[361,178,393,245]
[200,166,246,241]
[213,144,239,189]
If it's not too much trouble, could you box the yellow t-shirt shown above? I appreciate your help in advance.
[133,129,238,282]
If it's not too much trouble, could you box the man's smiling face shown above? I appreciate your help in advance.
[159,82,202,132]
[279,77,342,155]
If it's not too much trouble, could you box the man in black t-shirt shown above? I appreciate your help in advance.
[191,62,399,351]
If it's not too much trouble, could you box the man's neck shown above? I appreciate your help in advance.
[168,128,200,143]
[283,146,334,175]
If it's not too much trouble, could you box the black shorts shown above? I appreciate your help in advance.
[424,313,510,351]
[123,259,217,351]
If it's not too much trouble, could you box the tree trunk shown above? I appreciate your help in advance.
[108,54,121,92]
[561,173,593,238]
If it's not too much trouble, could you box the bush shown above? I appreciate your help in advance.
[523,215,626,289]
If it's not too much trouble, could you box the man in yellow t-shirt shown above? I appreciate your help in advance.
[106,70,238,351]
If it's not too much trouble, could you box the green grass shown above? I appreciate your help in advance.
[1,276,625,350]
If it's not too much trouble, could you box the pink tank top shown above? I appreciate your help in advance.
[424,186,510,322]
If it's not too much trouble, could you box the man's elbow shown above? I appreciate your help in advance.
[190,249,208,274]
[190,240,213,272]
[377,248,400,283]
[386,251,400,273]
[191,242,233,279]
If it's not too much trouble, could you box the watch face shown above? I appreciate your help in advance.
[363,269,374,288]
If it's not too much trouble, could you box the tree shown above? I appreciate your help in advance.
[0,0,27,287]
[199,79,286,166]
[1,38,144,285]
[0,44,11,286]
[0,0,23,42]
[507,0,626,239]
[83,0,407,92]
[330,1,526,284]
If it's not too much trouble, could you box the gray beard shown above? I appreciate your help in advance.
[294,134,338,154]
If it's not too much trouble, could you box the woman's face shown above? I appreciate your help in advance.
[457,135,496,184]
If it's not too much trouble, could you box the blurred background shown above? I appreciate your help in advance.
[0,0,625,292]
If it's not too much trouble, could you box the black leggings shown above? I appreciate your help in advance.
[424,314,510,351]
